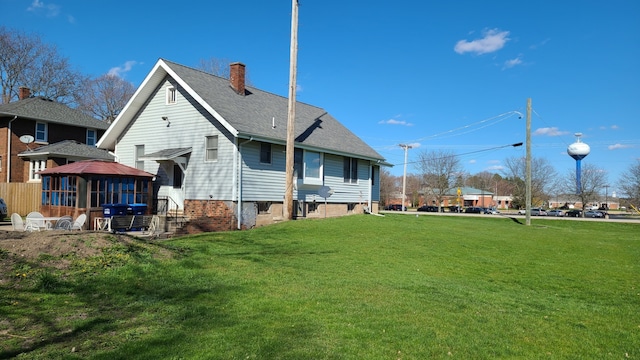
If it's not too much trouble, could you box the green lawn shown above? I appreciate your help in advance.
[1,214,639,359]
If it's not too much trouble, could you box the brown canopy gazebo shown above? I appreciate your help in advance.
[37,160,155,229]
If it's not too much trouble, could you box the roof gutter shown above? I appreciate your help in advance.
[6,115,17,182]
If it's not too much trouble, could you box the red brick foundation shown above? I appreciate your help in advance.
[183,199,237,233]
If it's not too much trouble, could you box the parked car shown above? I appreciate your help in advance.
[547,209,565,217]
[483,207,500,214]
[0,198,6,219]
[565,209,582,217]
[384,204,406,211]
[518,209,526,215]
[417,205,439,212]
[530,208,547,216]
[464,207,483,214]
[585,210,605,218]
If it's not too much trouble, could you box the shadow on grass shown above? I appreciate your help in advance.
[0,253,239,359]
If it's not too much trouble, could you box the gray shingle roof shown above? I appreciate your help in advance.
[163,60,384,161]
[18,140,114,160]
[0,97,109,130]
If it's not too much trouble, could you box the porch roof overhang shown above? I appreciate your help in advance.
[138,147,191,172]
[137,147,192,161]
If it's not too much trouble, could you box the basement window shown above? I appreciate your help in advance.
[257,202,271,214]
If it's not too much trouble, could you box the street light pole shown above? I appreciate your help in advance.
[399,144,412,211]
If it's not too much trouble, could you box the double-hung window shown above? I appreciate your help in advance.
[344,157,358,184]
[260,143,271,164]
[87,129,97,146]
[35,122,47,142]
[135,145,145,170]
[206,135,218,161]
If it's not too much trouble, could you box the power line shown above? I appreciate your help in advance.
[393,142,523,166]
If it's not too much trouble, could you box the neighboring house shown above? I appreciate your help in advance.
[0,87,110,183]
[97,59,387,230]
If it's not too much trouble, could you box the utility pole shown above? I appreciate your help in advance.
[284,0,299,220]
[525,98,532,226]
[399,144,412,211]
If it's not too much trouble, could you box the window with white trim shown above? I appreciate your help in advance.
[135,145,144,170]
[29,159,46,181]
[35,122,47,142]
[87,129,97,146]
[205,135,218,161]
[166,86,177,104]
[294,148,323,185]
[344,157,358,184]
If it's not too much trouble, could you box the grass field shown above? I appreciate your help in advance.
[1,214,639,359]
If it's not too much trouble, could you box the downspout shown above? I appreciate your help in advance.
[368,162,373,211]
[237,137,253,229]
[7,116,17,182]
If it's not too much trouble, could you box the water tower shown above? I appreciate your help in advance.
[567,133,590,193]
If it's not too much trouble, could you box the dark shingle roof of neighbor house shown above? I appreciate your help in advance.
[18,140,114,161]
[0,97,109,130]
[99,59,385,163]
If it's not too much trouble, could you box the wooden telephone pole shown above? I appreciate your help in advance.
[284,0,299,220]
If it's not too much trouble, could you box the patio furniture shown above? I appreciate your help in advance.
[71,214,87,231]
[26,211,47,230]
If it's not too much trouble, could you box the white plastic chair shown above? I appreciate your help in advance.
[54,215,73,230]
[26,211,46,230]
[71,214,87,231]
[11,213,25,231]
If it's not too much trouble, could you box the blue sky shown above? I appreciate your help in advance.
[2,0,639,194]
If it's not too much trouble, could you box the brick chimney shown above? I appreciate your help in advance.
[229,62,246,95]
[19,86,31,100]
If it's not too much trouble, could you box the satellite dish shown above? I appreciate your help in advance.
[19,135,34,144]
[318,186,334,198]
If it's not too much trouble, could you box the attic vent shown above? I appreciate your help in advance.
[166,86,177,104]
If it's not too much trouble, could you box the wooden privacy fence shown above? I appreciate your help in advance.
[0,183,41,217]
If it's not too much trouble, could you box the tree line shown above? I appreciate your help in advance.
[380,149,640,213]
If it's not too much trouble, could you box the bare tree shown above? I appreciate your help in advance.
[415,150,462,211]
[75,74,136,122]
[379,168,398,207]
[561,163,608,216]
[502,156,557,209]
[618,159,640,205]
[198,57,252,85]
[0,26,85,104]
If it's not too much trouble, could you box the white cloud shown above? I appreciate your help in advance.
[27,0,61,17]
[468,159,477,164]
[108,61,140,78]
[608,143,633,150]
[532,127,569,136]
[454,29,510,55]
[378,118,413,126]
[503,56,523,69]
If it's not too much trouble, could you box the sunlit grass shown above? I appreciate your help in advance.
[1,214,638,359]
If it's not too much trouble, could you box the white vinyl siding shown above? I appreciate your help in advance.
[241,144,371,204]
[113,80,235,201]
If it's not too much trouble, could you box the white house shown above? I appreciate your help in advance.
[97,59,387,231]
